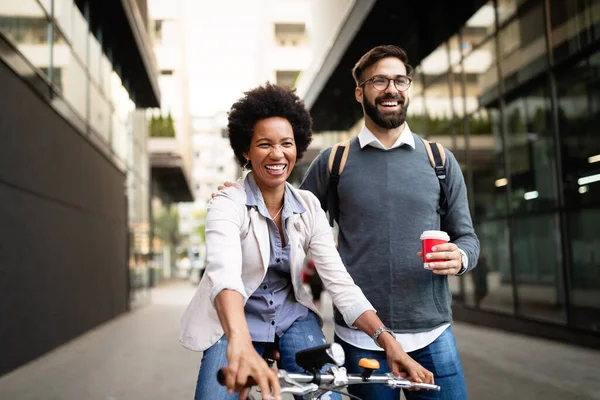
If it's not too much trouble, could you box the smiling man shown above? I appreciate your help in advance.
[300,45,480,399]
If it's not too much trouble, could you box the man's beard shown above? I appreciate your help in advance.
[363,94,409,129]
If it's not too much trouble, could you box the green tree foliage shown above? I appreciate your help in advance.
[149,111,176,137]
[154,205,181,247]
[193,209,207,244]
[409,112,492,136]
[468,114,493,135]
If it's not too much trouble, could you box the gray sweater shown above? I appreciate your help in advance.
[300,134,479,333]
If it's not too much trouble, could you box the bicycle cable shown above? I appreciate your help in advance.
[315,389,362,400]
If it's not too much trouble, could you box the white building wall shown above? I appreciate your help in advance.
[177,0,312,241]
[263,0,312,82]
[295,0,355,101]
[148,0,193,181]
[185,0,266,117]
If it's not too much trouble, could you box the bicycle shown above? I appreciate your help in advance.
[217,342,441,399]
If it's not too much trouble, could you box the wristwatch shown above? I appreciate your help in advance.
[372,326,396,348]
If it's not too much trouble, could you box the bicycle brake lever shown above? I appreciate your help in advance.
[409,382,441,391]
[281,383,319,396]
[385,373,441,391]
[255,385,319,398]
[276,370,320,396]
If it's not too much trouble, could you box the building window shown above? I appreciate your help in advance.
[152,19,163,42]
[276,70,301,89]
[0,16,49,45]
[40,67,63,90]
[160,69,174,75]
[549,0,600,64]
[274,23,307,47]
[460,1,496,55]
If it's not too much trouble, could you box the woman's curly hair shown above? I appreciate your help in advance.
[227,83,313,169]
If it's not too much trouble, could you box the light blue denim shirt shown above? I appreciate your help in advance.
[244,173,309,342]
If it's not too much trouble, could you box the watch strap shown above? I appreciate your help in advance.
[372,326,395,348]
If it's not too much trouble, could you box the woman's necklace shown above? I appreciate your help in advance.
[272,204,284,220]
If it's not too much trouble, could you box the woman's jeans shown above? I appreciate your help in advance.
[195,312,341,399]
[336,326,467,400]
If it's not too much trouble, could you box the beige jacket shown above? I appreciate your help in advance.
[179,180,375,351]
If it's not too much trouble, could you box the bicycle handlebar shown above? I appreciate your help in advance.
[217,366,440,394]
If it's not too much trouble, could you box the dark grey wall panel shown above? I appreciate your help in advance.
[0,61,128,376]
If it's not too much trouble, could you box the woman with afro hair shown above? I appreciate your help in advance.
[180,83,433,400]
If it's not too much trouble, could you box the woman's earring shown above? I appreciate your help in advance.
[244,158,251,170]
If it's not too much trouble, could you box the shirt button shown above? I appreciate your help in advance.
[276,258,281,263]
[271,321,275,326]
[263,285,267,290]
[269,300,273,305]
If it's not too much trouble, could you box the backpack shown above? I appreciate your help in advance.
[326,137,449,226]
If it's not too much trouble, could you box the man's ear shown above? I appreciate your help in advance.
[355,86,363,104]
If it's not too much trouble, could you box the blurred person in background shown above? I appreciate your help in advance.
[472,251,489,308]
[302,257,323,311]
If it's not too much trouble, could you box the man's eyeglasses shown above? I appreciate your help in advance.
[359,75,412,92]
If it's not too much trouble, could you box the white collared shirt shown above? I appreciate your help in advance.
[357,122,416,150]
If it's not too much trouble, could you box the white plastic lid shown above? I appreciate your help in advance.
[420,230,450,241]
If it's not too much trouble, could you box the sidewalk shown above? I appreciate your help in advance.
[1,280,599,400]
[0,281,200,400]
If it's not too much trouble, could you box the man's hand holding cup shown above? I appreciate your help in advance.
[418,230,463,276]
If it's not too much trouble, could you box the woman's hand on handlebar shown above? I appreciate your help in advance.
[379,333,435,391]
[224,336,281,400]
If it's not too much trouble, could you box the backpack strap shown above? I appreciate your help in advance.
[422,139,449,217]
[327,139,351,226]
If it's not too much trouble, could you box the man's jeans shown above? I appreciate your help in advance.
[336,326,467,399]
[195,312,341,400]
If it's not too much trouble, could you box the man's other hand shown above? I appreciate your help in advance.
[211,181,236,199]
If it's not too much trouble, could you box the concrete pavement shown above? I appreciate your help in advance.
[1,280,599,400]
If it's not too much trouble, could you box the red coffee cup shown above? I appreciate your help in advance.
[420,230,450,269]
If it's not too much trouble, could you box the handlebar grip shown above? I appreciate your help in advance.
[216,368,227,386]
[216,367,257,388]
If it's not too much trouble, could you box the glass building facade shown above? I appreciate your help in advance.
[0,0,152,306]
[407,0,600,333]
